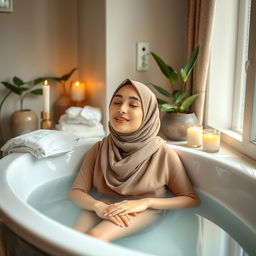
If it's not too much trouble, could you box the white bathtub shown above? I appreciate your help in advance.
[0,138,255,256]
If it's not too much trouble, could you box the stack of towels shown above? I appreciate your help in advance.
[56,106,105,138]
[1,129,79,159]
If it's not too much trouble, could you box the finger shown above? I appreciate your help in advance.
[112,215,125,227]
[104,206,127,217]
[120,214,133,227]
[109,216,124,227]
[118,209,132,216]
[129,212,138,216]
[105,202,123,211]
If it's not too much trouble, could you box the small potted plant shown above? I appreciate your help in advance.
[1,76,44,137]
[47,67,78,121]
[150,46,200,140]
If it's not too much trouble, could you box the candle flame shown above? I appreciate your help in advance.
[44,80,48,85]
[75,81,80,87]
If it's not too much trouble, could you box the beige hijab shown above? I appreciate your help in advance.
[99,79,165,195]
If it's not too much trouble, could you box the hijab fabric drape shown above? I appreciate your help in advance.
[99,79,165,195]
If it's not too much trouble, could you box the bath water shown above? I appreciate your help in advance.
[27,176,253,256]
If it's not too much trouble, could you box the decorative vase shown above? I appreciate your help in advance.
[10,109,38,137]
[161,112,199,141]
[53,94,71,124]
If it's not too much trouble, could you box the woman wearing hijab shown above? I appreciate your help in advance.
[68,79,200,241]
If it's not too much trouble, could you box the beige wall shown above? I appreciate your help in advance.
[77,0,106,123]
[0,0,187,140]
[70,0,187,128]
[0,0,78,140]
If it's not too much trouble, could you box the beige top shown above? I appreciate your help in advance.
[71,79,197,200]
[71,140,197,199]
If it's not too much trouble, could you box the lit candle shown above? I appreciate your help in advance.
[203,129,221,153]
[71,81,85,102]
[187,126,203,147]
[42,80,50,113]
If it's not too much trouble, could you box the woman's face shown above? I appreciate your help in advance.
[109,84,143,133]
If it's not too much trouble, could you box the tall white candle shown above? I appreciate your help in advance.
[71,81,85,102]
[203,129,221,153]
[42,80,50,113]
[187,126,203,147]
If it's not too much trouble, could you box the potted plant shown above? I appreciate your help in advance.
[0,76,44,137]
[47,68,78,121]
[150,46,200,140]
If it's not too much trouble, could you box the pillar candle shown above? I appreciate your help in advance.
[203,129,221,153]
[71,81,85,102]
[42,80,50,113]
[187,126,203,147]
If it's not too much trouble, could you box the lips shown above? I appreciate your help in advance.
[114,116,129,123]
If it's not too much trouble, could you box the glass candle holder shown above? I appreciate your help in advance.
[187,126,203,148]
[203,129,221,153]
[70,81,85,102]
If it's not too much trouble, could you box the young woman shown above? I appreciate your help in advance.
[68,79,200,242]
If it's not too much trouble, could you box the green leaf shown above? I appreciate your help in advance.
[181,46,200,82]
[180,68,187,82]
[13,76,25,86]
[2,82,29,95]
[159,103,176,112]
[157,98,169,105]
[172,90,186,104]
[150,52,178,84]
[152,84,172,97]
[60,67,78,81]
[30,89,43,95]
[33,78,44,85]
[180,93,200,111]
[43,76,62,82]
[169,71,178,84]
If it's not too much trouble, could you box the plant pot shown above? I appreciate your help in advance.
[10,109,38,137]
[161,112,199,141]
[53,94,71,124]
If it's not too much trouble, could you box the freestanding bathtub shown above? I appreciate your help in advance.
[0,138,255,256]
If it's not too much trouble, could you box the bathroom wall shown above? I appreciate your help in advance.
[0,0,78,140]
[106,0,186,104]
[0,0,187,139]
[77,0,106,122]
[78,0,187,126]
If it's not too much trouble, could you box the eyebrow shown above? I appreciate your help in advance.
[114,94,141,102]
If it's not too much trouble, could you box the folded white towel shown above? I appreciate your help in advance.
[80,106,102,124]
[56,122,105,138]
[62,106,102,126]
[65,107,82,119]
[59,114,100,127]
[1,130,79,159]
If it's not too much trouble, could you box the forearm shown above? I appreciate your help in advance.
[68,189,104,212]
[146,195,200,210]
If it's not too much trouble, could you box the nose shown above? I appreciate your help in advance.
[118,103,127,113]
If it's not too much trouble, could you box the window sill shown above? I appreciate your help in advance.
[220,129,242,142]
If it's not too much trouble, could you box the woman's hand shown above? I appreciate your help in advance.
[104,199,150,217]
[93,201,135,227]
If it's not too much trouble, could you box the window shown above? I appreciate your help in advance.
[232,0,251,134]
[207,0,256,160]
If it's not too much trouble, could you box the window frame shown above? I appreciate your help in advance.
[206,0,256,160]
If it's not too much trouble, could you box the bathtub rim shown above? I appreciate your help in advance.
[0,152,152,256]
[0,142,255,256]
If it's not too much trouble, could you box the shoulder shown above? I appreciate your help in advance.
[160,143,179,159]
[83,138,104,159]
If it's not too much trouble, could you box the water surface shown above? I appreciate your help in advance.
[27,176,253,256]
